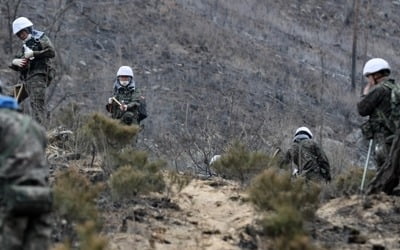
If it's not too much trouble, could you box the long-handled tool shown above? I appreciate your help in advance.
[360,139,373,192]
[112,97,122,106]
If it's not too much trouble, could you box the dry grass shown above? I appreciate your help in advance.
[51,221,108,250]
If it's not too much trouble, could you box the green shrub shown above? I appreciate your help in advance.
[320,165,375,199]
[80,112,140,152]
[261,205,304,237]
[77,112,141,174]
[109,149,166,200]
[109,149,148,170]
[53,168,103,224]
[248,168,321,250]
[334,166,374,195]
[212,141,274,184]
[248,168,320,218]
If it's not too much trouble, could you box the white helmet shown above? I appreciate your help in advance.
[294,127,313,139]
[363,58,391,76]
[117,66,134,77]
[12,17,33,35]
[210,155,221,165]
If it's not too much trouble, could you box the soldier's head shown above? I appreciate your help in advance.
[116,66,134,87]
[363,58,391,83]
[12,17,33,41]
[294,127,313,142]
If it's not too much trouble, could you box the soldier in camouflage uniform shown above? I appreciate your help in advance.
[9,17,55,126]
[106,66,147,125]
[357,58,393,170]
[281,127,332,183]
[0,86,51,250]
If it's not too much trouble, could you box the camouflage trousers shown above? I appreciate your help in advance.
[374,133,392,170]
[24,75,47,126]
[0,211,51,250]
[120,111,139,125]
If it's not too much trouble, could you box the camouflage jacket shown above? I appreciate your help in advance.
[106,81,147,123]
[283,138,331,179]
[0,109,48,186]
[357,79,393,137]
[9,30,55,81]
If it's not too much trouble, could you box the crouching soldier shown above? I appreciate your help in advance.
[106,66,147,126]
[0,87,52,249]
[280,127,332,183]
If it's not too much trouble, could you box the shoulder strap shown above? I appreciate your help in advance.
[297,141,303,174]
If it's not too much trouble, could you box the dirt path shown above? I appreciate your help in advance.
[107,178,258,250]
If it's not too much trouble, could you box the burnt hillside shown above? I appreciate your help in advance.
[1,0,400,169]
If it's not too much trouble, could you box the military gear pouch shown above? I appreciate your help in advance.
[5,185,52,216]
[361,120,374,140]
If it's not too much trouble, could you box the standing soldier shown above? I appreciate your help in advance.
[9,17,55,126]
[280,127,332,183]
[358,58,400,195]
[357,58,393,170]
[106,66,147,125]
[0,86,52,249]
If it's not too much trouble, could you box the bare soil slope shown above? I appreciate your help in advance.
[315,194,400,250]
[102,176,400,250]
[106,178,258,250]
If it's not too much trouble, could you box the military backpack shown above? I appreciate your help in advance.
[382,80,400,131]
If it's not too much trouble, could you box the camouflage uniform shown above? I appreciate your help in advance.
[0,107,51,250]
[106,80,147,125]
[282,137,331,182]
[357,79,394,169]
[10,30,55,125]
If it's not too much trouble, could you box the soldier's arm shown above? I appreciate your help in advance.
[316,148,330,168]
[127,92,145,109]
[9,51,25,71]
[127,100,140,109]
[33,35,55,59]
[357,87,386,116]
[315,145,331,180]
[277,149,292,169]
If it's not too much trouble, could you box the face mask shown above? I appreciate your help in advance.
[120,80,129,86]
